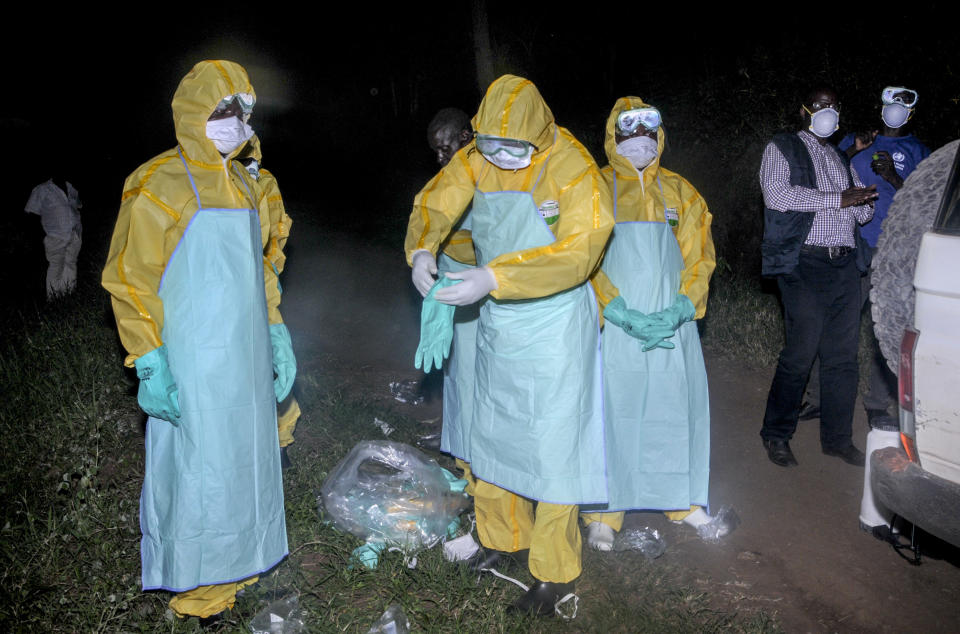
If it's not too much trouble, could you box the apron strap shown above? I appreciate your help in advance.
[529,128,557,193]
[177,148,203,209]
[231,161,257,206]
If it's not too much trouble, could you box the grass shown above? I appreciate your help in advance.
[0,252,782,632]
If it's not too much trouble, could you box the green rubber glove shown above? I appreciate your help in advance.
[416,277,461,373]
[270,323,297,401]
[134,345,181,424]
[638,294,696,351]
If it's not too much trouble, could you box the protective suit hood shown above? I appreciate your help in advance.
[604,96,666,181]
[472,75,556,154]
[172,60,256,165]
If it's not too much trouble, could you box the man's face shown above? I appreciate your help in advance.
[615,126,658,146]
[429,126,471,166]
[209,96,252,123]
[801,89,840,124]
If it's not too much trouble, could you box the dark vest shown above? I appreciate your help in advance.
[761,133,870,276]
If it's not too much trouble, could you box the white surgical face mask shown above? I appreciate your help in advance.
[206,117,254,155]
[808,108,839,138]
[881,103,911,129]
[482,145,533,170]
[616,135,659,169]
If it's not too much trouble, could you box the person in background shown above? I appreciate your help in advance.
[759,87,876,468]
[406,75,613,616]
[25,174,82,299]
[419,107,480,492]
[239,136,300,470]
[841,86,930,538]
[101,60,293,622]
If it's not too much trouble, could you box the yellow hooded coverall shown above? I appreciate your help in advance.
[102,60,283,618]
[582,96,716,532]
[239,135,300,448]
[405,75,614,583]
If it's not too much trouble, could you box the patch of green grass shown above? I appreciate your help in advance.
[0,278,780,632]
[700,268,784,368]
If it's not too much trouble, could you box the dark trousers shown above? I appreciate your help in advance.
[761,250,861,450]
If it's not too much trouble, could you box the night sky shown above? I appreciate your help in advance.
[5,6,958,273]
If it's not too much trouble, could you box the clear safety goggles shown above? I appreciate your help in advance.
[211,93,255,119]
[616,107,661,135]
[881,86,918,108]
[475,134,533,157]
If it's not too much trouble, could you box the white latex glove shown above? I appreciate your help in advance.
[411,250,438,297]
[434,266,498,306]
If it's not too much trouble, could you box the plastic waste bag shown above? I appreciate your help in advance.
[249,595,305,634]
[696,506,740,543]
[320,441,470,556]
[613,527,667,559]
[367,604,410,634]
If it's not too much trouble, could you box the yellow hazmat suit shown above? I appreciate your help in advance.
[406,75,614,584]
[238,135,299,448]
[589,97,714,318]
[583,96,715,533]
[102,60,285,618]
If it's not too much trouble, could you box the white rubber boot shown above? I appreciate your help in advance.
[585,521,615,551]
[859,428,902,529]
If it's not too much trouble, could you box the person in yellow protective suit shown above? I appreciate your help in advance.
[420,107,478,494]
[582,97,718,551]
[102,60,291,620]
[238,135,299,469]
[406,75,613,616]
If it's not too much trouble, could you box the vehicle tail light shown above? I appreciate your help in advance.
[898,327,920,464]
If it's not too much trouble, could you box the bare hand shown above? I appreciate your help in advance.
[840,185,878,208]
[871,151,904,189]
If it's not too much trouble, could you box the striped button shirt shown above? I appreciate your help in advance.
[759,131,874,247]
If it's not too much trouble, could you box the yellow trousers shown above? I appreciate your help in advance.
[581,505,702,531]
[277,397,300,448]
[169,576,259,618]
[474,479,580,583]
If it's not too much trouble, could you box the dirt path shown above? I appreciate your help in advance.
[282,227,960,633]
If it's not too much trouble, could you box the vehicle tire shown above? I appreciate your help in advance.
[871,139,959,374]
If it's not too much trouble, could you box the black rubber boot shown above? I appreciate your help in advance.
[465,547,528,573]
[509,580,575,617]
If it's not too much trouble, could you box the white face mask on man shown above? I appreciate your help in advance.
[206,117,254,155]
[616,136,658,169]
[881,103,911,129]
[807,107,840,138]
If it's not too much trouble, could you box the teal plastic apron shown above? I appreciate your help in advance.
[467,153,607,505]
[140,153,288,591]
[599,172,710,511]
[437,212,481,462]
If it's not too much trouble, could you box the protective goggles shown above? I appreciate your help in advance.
[212,93,255,117]
[475,134,533,157]
[881,86,918,108]
[616,107,661,135]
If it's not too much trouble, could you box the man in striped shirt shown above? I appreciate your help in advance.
[759,87,878,468]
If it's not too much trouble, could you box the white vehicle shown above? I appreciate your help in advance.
[871,140,960,553]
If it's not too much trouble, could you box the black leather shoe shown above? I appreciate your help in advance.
[763,439,798,467]
[798,402,821,421]
[823,444,865,466]
[465,547,528,573]
[508,580,575,617]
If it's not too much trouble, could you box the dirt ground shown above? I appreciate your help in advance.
[282,228,960,633]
